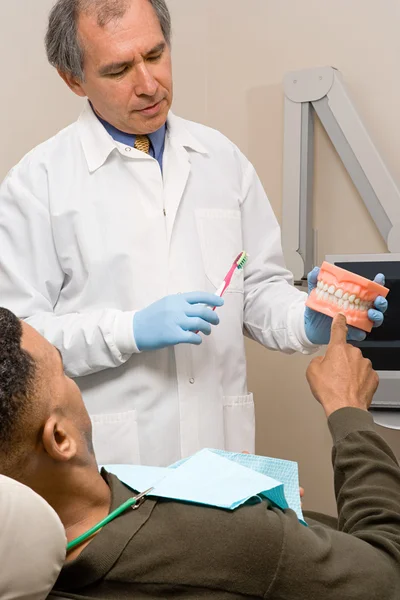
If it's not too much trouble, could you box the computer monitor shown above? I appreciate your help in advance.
[326,253,400,430]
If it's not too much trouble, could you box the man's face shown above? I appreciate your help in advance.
[68,0,173,134]
[21,323,93,452]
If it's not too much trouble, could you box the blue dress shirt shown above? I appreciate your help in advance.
[96,114,166,172]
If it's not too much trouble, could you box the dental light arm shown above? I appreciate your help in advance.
[281,66,400,283]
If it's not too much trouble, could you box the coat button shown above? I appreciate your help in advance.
[189,378,195,384]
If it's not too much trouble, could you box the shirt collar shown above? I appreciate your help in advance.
[78,100,208,173]
[77,102,117,172]
[166,111,208,156]
[95,111,166,157]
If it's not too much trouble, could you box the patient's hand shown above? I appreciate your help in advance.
[306,313,379,418]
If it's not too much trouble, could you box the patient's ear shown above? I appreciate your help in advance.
[42,414,77,462]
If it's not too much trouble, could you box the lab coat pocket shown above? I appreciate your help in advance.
[223,393,255,453]
[91,410,140,465]
[195,208,244,292]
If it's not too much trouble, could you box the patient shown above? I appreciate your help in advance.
[1,307,400,599]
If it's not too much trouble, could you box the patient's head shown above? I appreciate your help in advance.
[0,308,95,490]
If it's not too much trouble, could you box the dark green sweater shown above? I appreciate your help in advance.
[52,408,400,599]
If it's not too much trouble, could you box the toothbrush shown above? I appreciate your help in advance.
[195,251,248,334]
[213,251,248,304]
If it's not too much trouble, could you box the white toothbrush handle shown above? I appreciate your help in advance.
[215,282,226,297]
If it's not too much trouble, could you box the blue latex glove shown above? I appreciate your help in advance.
[304,267,388,345]
[133,292,224,351]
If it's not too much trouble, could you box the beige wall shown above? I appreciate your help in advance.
[2,0,400,514]
[0,2,82,174]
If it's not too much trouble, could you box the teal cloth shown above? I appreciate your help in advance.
[172,449,304,522]
[104,448,305,524]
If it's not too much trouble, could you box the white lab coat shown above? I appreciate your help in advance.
[0,102,314,466]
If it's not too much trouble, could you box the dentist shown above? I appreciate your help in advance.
[0,0,387,465]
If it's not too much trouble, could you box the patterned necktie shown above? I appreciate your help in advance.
[134,135,150,154]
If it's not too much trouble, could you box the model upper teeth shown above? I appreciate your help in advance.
[315,280,373,311]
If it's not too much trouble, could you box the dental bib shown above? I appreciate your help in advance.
[103,448,305,524]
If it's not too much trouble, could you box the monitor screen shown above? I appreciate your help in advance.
[335,261,400,371]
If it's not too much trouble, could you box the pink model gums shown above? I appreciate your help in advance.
[306,261,389,333]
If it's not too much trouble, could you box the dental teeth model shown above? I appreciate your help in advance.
[306,261,389,332]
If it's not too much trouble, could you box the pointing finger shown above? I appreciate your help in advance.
[329,313,348,346]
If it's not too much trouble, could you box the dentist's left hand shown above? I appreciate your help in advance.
[133,292,224,351]
[304,267,388,345]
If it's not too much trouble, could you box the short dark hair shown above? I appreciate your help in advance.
[0,308,36,462]
[45,0,172,82]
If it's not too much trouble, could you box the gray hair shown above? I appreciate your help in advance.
[45,0,171,81]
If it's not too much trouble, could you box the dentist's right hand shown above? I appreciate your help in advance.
[133,292,224,351]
